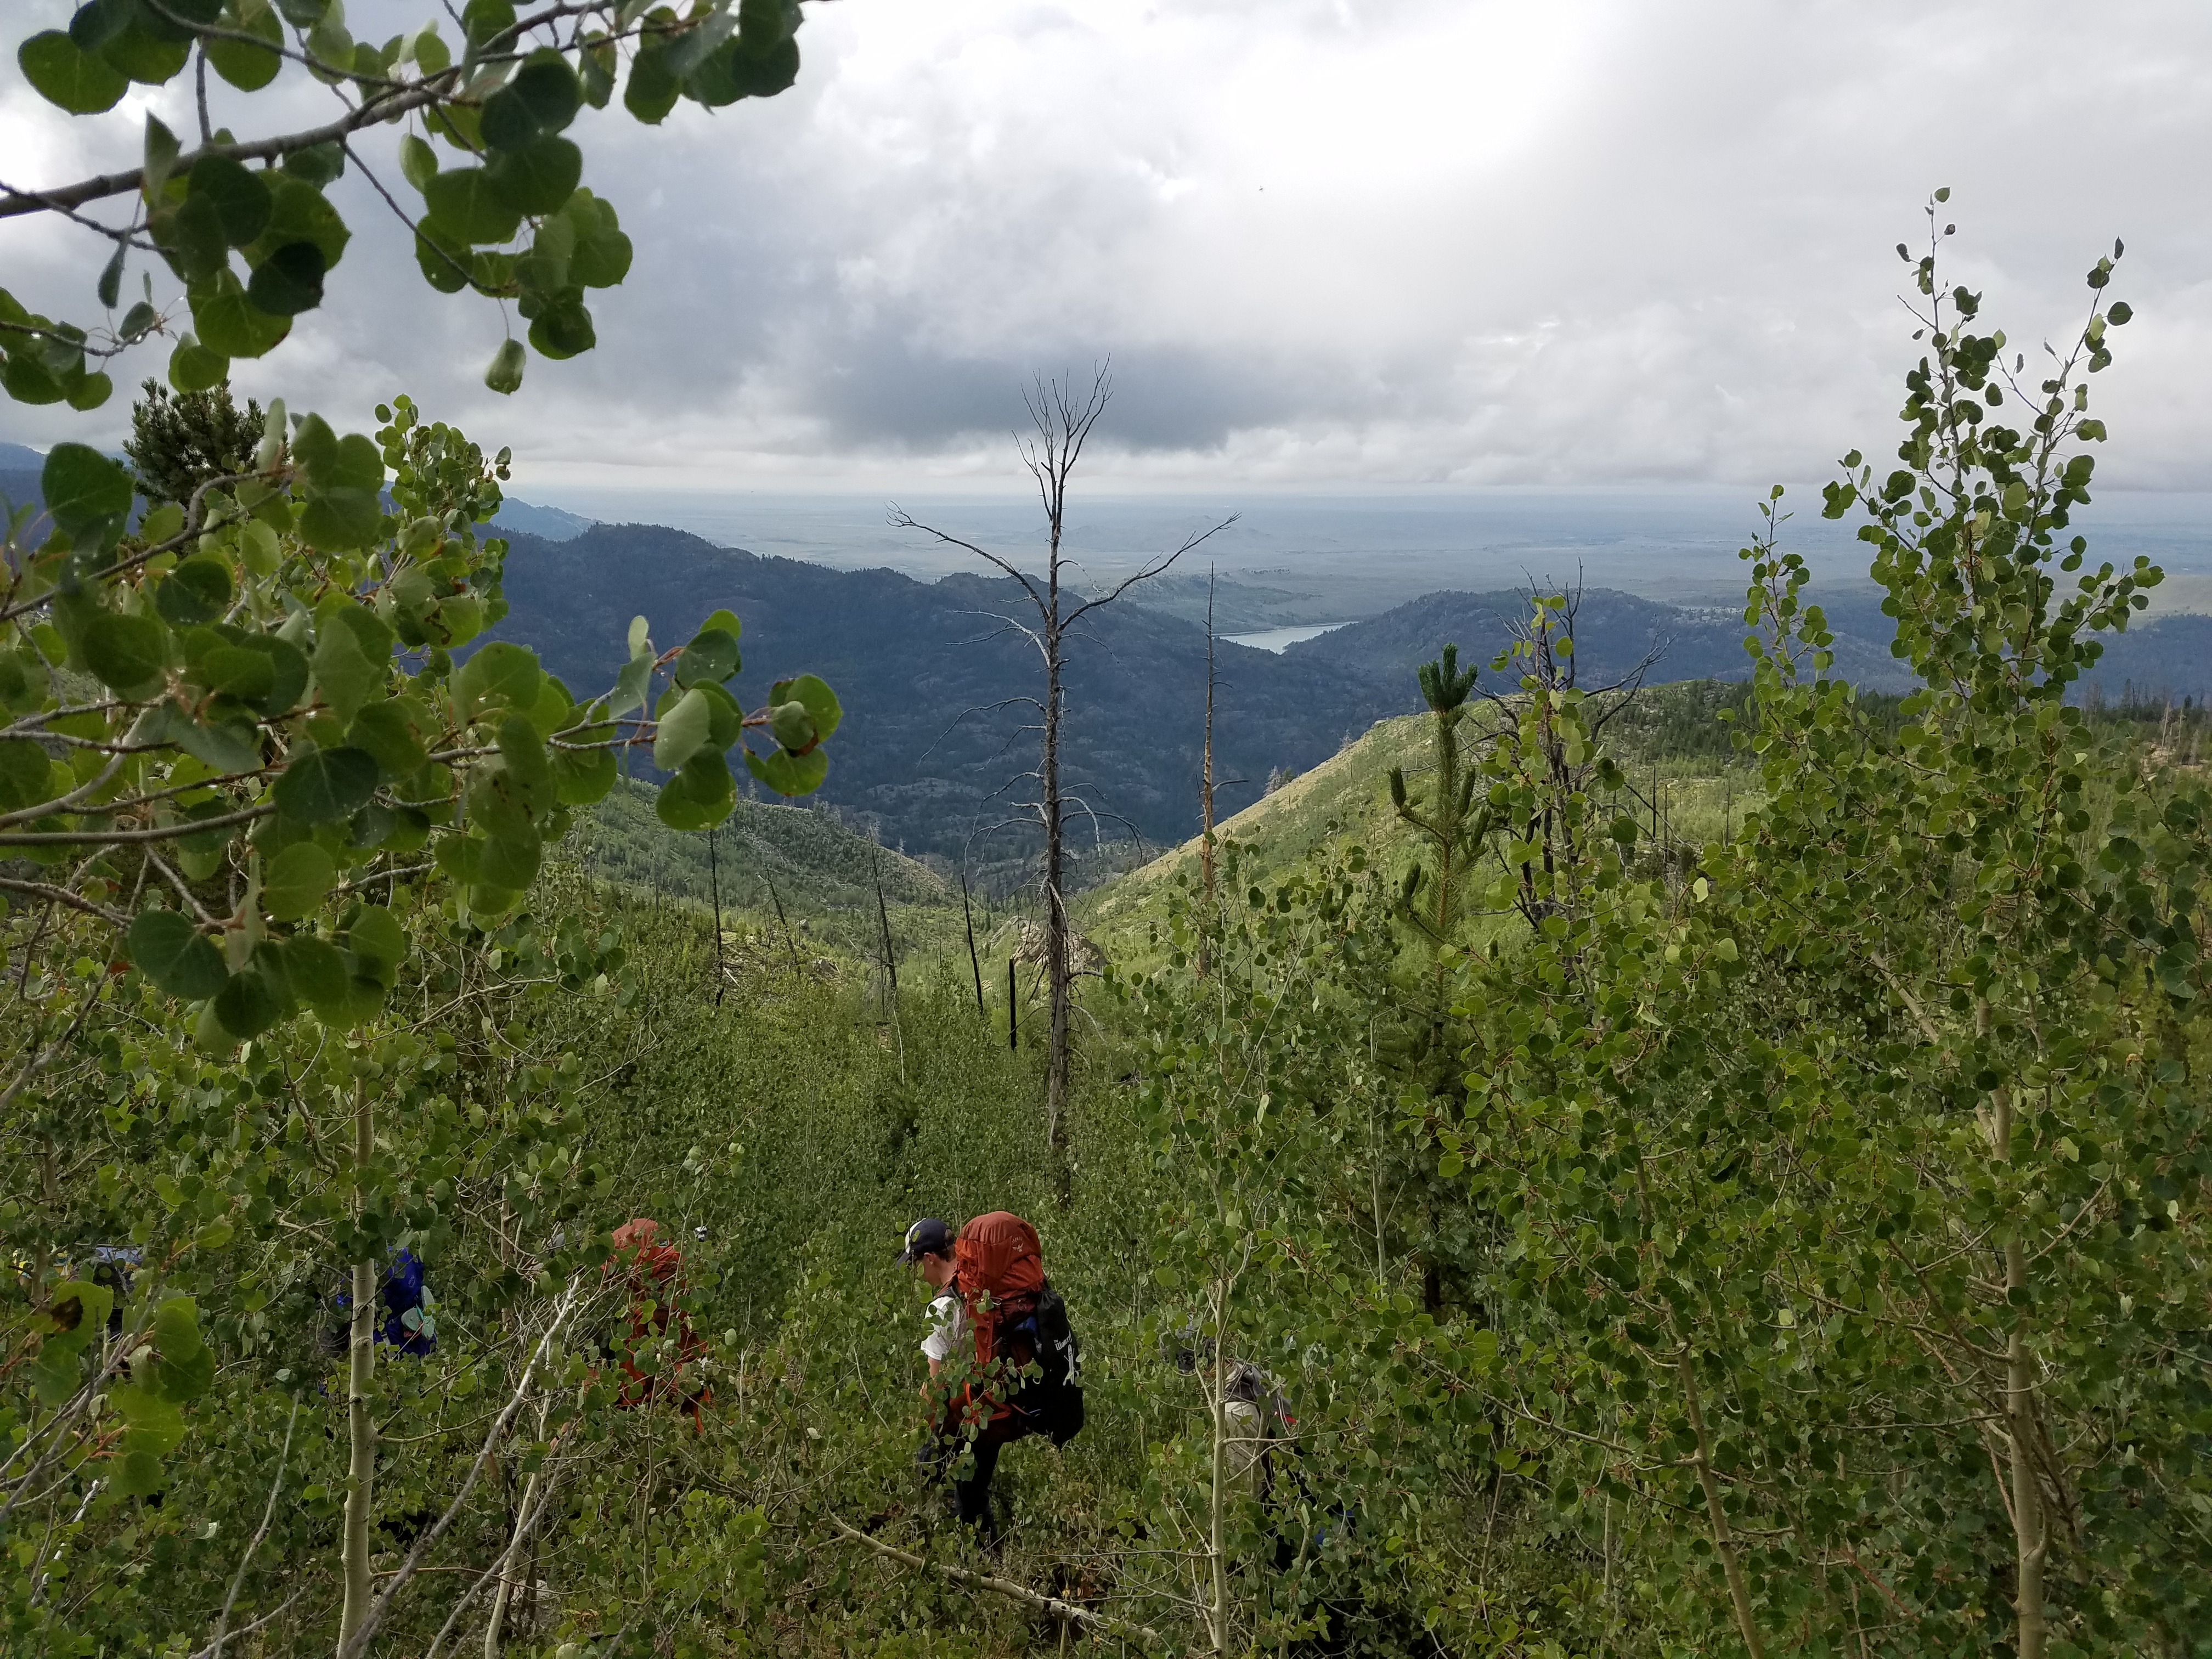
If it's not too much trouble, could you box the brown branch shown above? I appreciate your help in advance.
[828,1519,1163,1646]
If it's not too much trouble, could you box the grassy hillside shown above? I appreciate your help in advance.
[1084,678,1769,963]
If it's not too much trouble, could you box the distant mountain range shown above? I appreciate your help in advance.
[483,523,2212,858]
[5,450,2205,854]
[1285,585,1910,692]
[486,523,1402,860]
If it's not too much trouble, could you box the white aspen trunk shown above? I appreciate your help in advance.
[338,1081,376,1655]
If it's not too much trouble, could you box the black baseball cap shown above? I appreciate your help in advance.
[897,1217,955,1263]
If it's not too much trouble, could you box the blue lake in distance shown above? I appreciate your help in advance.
[1223,622,1351,652]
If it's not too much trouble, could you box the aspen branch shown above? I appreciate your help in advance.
[829,1518,1163,1646]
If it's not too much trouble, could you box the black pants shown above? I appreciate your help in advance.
[926,1414,1025,1545]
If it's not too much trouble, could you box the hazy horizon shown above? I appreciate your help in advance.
[500,483,2212,620]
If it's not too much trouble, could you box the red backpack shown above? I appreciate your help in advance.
[952,1212,1046,1419]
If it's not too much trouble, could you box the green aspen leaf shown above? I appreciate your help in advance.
[526,673,575,740]
[478,827,541,888]
[213,962,284,1037]
[425,101,483,153]
[128,910,228,1000]
[234,632,309,714]
[155,556,233,627]
[410,22,450,73]
[279,139,345,187]
[292,416,386,550]
[283,933,350,1016]
[653,685,713,771]
[462,0,516,47]
[191,269,291,359]
[312,614,378,721]
[454,640,540,718]
[579,32,614,107]
[687,33,798,106]
[673,625,740,687]
[415,224,472,295]
[700,607,743,639]
[318,596,395,672]
[246,241,326,315]
[565,193,633,287]
[99,246,126,312]
[498,710,553,789]
[424,167,522,245]
[153,1306,218,1405]
[465,752,551,838]
[695,679,742,748]
[140,501,185,543]
[527,292,594,360]
[433,833,484,883]
[552,740,617,805]
[168,333,229,393]
[420,591,484,648]
[153,191,230,285]
[143,113,183,196]
[738,0,803,49]
[0,740,51,811]
[656,747,734,830]
[607,653,652,721]
[167,709,263,775]
[111,1380,185,1453]
[188,156,274,246]
[207,0,283,89]
[743,742,827,797]
[345,904,404,983]
[348,698,428,781]
[66,371,114,412]
[482,48,582,148]
[20,30,128,113]
[518,210,576,292]
[263,840,336,921]
[624,34,681,123]
[767,699,813,751]
[248,176,351,270]
[398,133,439,192]
[31,1282,109,1409]
[195,643,274,701]
[111,1449,167,1497]
[83,611,170,695]
[275,745,377,824]
[768,672,841,744]
[99,20,191,87]
[487,136,582,216]
[43,442,135,549]
[486,337,526,394]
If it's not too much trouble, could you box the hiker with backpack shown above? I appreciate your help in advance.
[899,1212,1082,1545]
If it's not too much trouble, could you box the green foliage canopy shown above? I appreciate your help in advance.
[2,0,808,407]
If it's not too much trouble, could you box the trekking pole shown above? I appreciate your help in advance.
[1008,958,1018,1052]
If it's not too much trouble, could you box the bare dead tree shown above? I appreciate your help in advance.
[1200,568,1220,975]
[890,366,1235,1206]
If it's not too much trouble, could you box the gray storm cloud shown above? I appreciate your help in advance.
[2,0,2207,489]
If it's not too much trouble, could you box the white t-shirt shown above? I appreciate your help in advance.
[921,1290,968,1365]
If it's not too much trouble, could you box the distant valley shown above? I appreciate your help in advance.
[487,520,2212,864]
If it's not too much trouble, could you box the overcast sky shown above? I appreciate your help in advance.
[4,0,2209,495]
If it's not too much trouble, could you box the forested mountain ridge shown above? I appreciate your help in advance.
[483,526,2212,867]
[486,522,1408,858]
[1286,583,1912,691]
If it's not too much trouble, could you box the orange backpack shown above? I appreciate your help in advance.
[952,1212,1047,1419]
